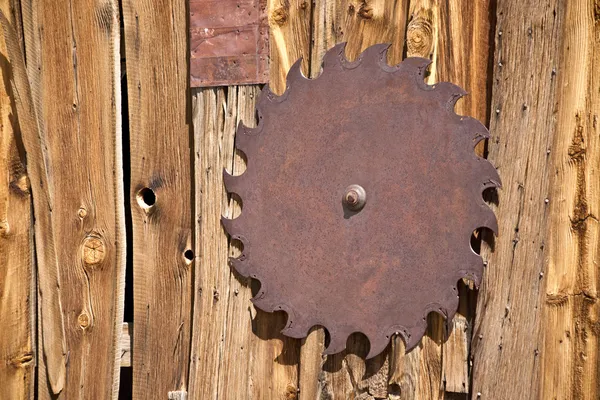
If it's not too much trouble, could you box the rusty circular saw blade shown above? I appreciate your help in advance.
[222,42,500,359]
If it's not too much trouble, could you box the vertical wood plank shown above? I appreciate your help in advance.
[188,86,229,400]
[541,0,600,398]
[433,0,493,394]
[19,0,125,397]
[268,0,312,95]
[123,0,193,397]
[471,0,565,397]
[189,84,300,398]
[0,1,35,398]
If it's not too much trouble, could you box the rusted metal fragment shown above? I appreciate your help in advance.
[190,0,268,87]
[223,43,500,358]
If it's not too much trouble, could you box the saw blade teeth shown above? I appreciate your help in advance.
[403,318,428,352]
[220,215,238,236]
[477,158,502,189]
[257,84,286,114]
[473,207,499,235]
[285,57,305,83]
[280,316,310,339]
[251,289,278,312]
[398,57,432,80]
[460,116,489,141]
[431,82,467,108]
[357,43,391,67]
[228,255,250,277]
[321,42,347,69]
[235,121,259,153]
[223,169,244,195]
[366,334,391,360]
[323,330,349,356]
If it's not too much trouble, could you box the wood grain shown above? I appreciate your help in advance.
[541,0,599,398]
[122,0,193,397]
[8,0,125,396]
[433,0,492,394]
[268,0,312,94]
[189,84,299,399]
[472,0,568,398]
[0,1,35,398]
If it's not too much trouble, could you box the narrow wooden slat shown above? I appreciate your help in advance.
[0,2,35,398]
[471,0,566,397]
[541,1,599,398]
[432,0,493,394]
[123,0,193,396]
[189,84,299,398]
[2,3,66,394]
[188,87,226,400]
[267,0,312,94]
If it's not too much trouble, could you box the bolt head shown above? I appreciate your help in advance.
[343,184,366,211]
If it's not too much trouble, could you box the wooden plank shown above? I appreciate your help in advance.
[540,1,599,398]
[188,84,300,398]
[122,0,193,397]
[14,0,125,397]
[0,2,35,398]
[471,0,566,398]
[267,0,312,95]
[431,0,493,394]
[3,3,67,394]
[188,86,227,400]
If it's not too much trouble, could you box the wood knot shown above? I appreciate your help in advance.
[10,174,30,196]
[284,384,298,400]
[78,312,91,329]
[0,221,9,236]
[407,9,434,57]
[271,6,288,26]
[9,352,34,368]
[78,207,88,219]
[299,1,307,10]
[358,2,373,19]
[81,235,106,268]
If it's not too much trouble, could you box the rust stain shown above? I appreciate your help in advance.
[190,0,269,87]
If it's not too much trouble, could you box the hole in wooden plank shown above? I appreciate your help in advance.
[136,187,156,209]
[184,249,194,263]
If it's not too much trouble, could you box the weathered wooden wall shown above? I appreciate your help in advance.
[0,0,598,399]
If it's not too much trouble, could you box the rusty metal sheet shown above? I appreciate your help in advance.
[190,0,268,87]
[222,43,500,358]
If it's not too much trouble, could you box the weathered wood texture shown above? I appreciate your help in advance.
[16,0,125,397]
[541,2,600,398]
[0,1,35,398]
[122,0,193,397]
[188,84,300,399]
[472,0,600,398]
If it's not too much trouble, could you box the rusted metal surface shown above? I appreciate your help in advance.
[222,43,500,358]
[190,0,268,87]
